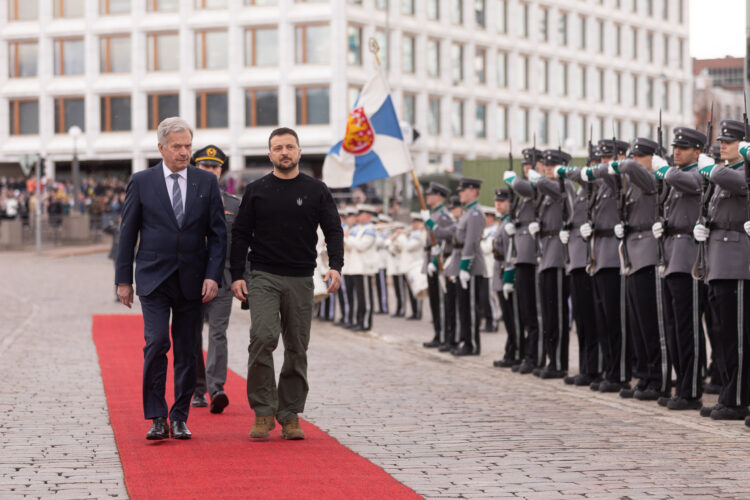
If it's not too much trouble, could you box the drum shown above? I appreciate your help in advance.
[406,262,429,300]
[313,270,329,303]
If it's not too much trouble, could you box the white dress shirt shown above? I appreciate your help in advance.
[163,163,187,213]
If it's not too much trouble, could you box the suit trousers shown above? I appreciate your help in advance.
[539,268,570,372]
[663,273,706,399]
[444,278,459,345]
[353,274,374,330]
[427,273,444,341]
[515,264,541,365]
[139,271,201,422]
[569,268,600,377]
[374,269,389,314]
[194,290,232,397]
[708,279,750,408]
[457,275,484,353]
[497,290,523,362]
[592,268,631,384]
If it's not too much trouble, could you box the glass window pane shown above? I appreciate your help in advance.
[475,104,486,138]
[61,40,85,75]
[452,100,463,136]
[428,97,440,135]
[206,93,228,127]
[12,1,39,19]
[255,29,277,66]
[56,0,85,17]
[475,49,485,84]
[496,52,506,87]
[111,97,131,131]
[56,99,85,133]
[148,33,179,71]
[475,0,485,27]
[199,31,228,69]
[17,101,39,134]
[148,94,179,129]
[348,26,362,66]
[102,0,131,13]
[496,105,506,140]
[427,0,438,19]
[147,0,178,10]
[101,36,131,73]
[403,95,415,125]
[306,88,329,124]
[199,0,228,7]
[402,36,414,73]
[374,31,388,69]
[11,42,38,77]
[306,25,330,64]
[256,90,278,126]
[401,0,413,15]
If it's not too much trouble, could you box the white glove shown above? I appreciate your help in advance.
[652,221,664,239]
[579,222,593,239]
[558,230,570,245]
[578,167,591,183]
[502,282,514,300]
[745,220,750,237]
[698,153,714,169]
[459,270,471,289]
[419,209,430,223]
[528,221,540,236]
[427,262,437,277]
[614,223,625,239]
[504,222,516,236]
[693,223,710,242]
[527,169,542,184]
[503,170,517,183]
[740,141,750,161]
[607,164,618,176]
[430,245,441,256]
[651,155,669,169]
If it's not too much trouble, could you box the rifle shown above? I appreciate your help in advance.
[531,134,543,261]
[558,140,571,266]
[692,103,713,280]
[655,109,667,274]
[585,126,597,275]
[508,139,519,260]
[612,127,631,274]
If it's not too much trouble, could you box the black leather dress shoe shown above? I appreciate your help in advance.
[599,380,629,393]
[701,403,721,417]
[438,343,456,352]
[540,368,566,379]
[531,367,542,377]
[710,405,749,420]
[493,359,515,368]
[146,417,169,440]
[210,391,229,414]
[423,339,441,348]
[574,374,594,386]
[633,388,662,401]
[170,420,192,439]
[518,360,535,374]
[667,397,702,410]
[619,387,636,398]
[192,394,208,408]
[451,344,479,356]
[657,396,673,407]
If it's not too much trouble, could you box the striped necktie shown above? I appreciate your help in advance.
[170,173,184,226]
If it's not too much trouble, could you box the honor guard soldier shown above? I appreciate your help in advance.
[420,182,457,348]
[374,213,392,315]
[451,177,487,356]
[191,145,238,414]
[696,120,750,421]
[480,206,500,332]
[404,214,425,320]
[336,207,357,328]
[579,139,632,393]
[348,204,379,331]
[503,148,544,373]
[651,127,708,410]
[605,138,670,400]
[389,223,409,317]
[440,196,463,351]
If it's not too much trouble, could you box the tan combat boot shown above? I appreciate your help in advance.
[279,418,305,440]
[249,415,276,439]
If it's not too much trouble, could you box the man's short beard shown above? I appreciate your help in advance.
[274,160,298,171]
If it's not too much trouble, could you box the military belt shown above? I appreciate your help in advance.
[707,221,745,232]
[626,224,654,233]
[593,228,615,237]
[539,229,559,238]
[665,225,692,236]
[453,242,464,249]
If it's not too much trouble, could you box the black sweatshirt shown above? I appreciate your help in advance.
[230,172,344,280]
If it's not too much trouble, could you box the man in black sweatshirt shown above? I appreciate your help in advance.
[230,127,344,440]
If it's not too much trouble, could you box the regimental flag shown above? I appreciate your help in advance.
[323,69,413,188]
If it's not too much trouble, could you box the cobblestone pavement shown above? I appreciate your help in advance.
[2,251,750,499]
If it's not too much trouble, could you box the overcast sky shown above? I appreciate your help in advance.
[690,0,746,59]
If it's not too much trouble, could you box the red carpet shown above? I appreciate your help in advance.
[93,314,420,500]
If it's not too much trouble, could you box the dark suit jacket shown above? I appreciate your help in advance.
[115,162,226,300]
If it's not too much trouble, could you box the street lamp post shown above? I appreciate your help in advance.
[68,125,82,212]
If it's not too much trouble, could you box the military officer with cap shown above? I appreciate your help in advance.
[439,196,463,351]
[480,205,501,331]
[502,148,544,373]
[650,126,709,410]
[420,182,457,348]
[696,120,750,421]
[191,144,241,413]
[451,177,487,356]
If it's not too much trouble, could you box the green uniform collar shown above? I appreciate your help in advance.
[729,160,744,170]
[500,214,510,222]
[431,203,445,213]
[463,200,479,210]
[682,162,698,172]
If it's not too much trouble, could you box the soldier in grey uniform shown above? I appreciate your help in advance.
[420,182,457,348]
[696,120,750,421]
[651,127,708,410]
[451,177,487,356]
[605,138,670,400]
[439,196,462,352]
[503,148,544,373]
[579,139,632,393]
[191,145,241,414]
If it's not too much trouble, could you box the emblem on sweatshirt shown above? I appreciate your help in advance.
[297,198,303,206]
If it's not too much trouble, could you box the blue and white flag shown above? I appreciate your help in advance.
[323,69,413,188]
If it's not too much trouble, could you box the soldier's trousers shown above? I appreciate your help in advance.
[539,268,570,372]
[478,278,495,325]
[703,302,722,386]
[708,279,750,408]
[497,290,523,363]
[374,268,389,314]
[353,274,374,330]
[406,279,422,319]
[515,264,540,365]
[445,278,459,345]
[392,274,406,316]
[592,268,631,383]
[569,268,600,377]
[663,273,706,400]
[318,293,335,321]
[341,275,355,324]
[457,275,483,353]
[627,266,669,393]
[427,273,445,342]
[195,291,232,397]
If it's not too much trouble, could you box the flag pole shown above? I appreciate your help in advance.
[368,38,443,271]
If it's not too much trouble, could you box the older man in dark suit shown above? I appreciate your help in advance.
[116,117,226,440]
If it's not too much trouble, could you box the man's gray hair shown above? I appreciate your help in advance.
[157,117,193,146]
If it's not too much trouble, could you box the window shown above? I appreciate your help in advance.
[402,35,415,73]
[347,26,362,66]
[296,87,329,125]
[597,69,606,102]
[147,93,179,130]
[100,0,130,14]
[661,81,668,110]
[579,115,586,147]
[597,20,604,53]
[496,0,506,33]
[451,0,462,25]
[475,48,486,84]
[678,0,683,23]
[496,52,507,87]
[295,25,330,64]
[519,108,528,142]
[403,94,416,125]
[428,96,440,134]
[427,0,439,19]
[679,39,684,69]
[539,8,548,42]
[632,27,638,60]
[451,44,463,83]
[539,59,548,94]
[375,0,387,10]
[615,71,622,104]
[647,0,653,16]
[663,0,668,20]
[54,39,85,76]
[560,113,569,143]
[475,0,485,28]
[54,0,84,18]
[9,99,38,135]
[401,0,414,15]
[100,35,131,73]
[663,35,669,66]
[373,31,389,69]
[195,0,227,7]
[101,96,131,132]
[244,27,278,66]
[245,89,278,126]
[476,103,486,138]
[679,83,684,113]
[632,74,639,106]
[561,62,568,96]
[9,0,38,20]
[54,97,85,134]
[147,32,179,71]
[8,41,38,77]
[427,39,440,77]
[452,100,464,137]
[538,110,548,144]
[195,30,228,69]
[579,65,587,99]
[196,91,229,128]
[595,117,603,141]
[646,32,653,63]
[558,12,567,46]
[518,55,528,90]
[615,24,621,56]
[146,0,178,10]
[579,15,586,50]
[520,3,528,38]
[496,105,507,140]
